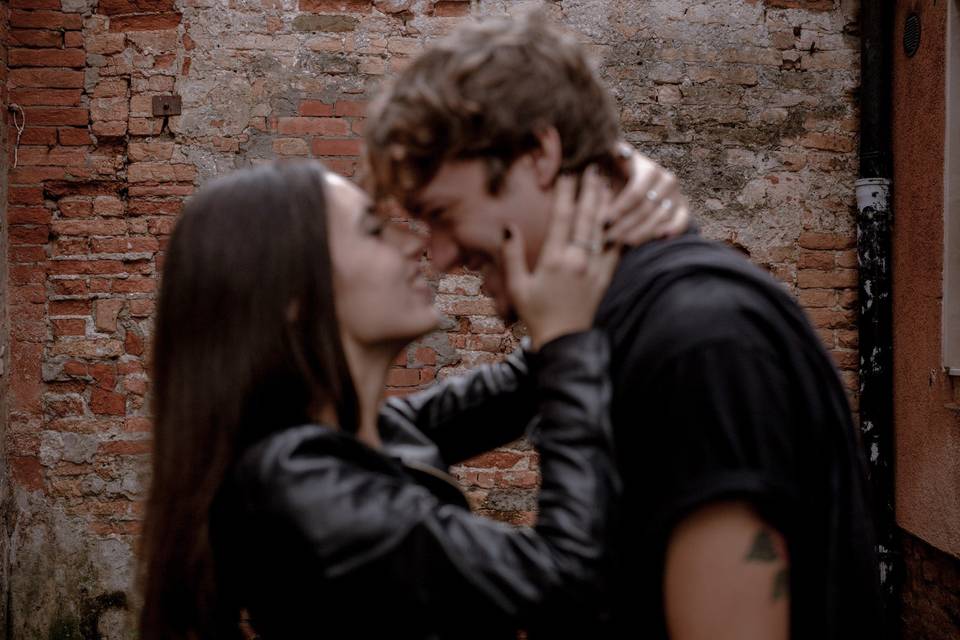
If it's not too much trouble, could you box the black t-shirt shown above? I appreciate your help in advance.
[588,232,884,639]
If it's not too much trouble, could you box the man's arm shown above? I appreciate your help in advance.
[664,501,789,640]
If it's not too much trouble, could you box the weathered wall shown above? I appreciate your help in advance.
[1,0,863,634]
[0,0,11,633]
[890,1,960,638]
[901,532,960,640]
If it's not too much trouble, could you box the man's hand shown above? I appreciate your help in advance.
[664,501,789,640]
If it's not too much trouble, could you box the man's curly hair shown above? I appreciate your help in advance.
[364,11,621,210]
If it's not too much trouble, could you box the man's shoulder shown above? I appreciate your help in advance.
[599,234,794,354]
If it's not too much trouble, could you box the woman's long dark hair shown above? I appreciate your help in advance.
[139,161,359,639]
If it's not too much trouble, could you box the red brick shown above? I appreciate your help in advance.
[807,308,856,330]
[310,138,362,156]
[9,88,81,106]
[277,116,350,135]
[8,207,52,225]
[299,0,372,12]
[798,250,834,270]
[333,100,367,116]
[98,0,176,14]
[127,162,197,183]
[9,68,85,88]
[52,219,127,236]
[127,141,174,162]
[10,187,44,205]
[58,127,93,146]
[93,121,129,137]
[836,249,859,269]
[797,269,858,289]
[8,28,63,48]
[10,225,51,245]
[798,288,836,308]
[113,278,156,294]
[108,13,181,31]
[90,388,126,415]
[99,439,152,455]
[10,167,70,184]
[13,127,58,146]
[10,456,44,492]
[124,330,145,355]
[24,107,89,126]
[9,48,86,68]
[462,451,524,469]
[11,246,48,263]
[58,198,94,218]
[298,100,334,116]
[128,299,155,317]
[10,10,84,29]
[94,299,125,332]
[86,33,127,55]
[386,367,421,387]
[92,79,128,97]
[764,0,834,11]
[123,416,152,432]
[433,1,470,16]
[50,300,91,316]
[65,31,84,48]
[53,318,87,337]
[90,96,129,123]
[798,231,856,250]
[273,138,309,156]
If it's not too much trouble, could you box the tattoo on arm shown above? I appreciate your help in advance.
[744,528,790,602]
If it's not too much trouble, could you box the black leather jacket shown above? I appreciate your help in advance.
[213,330,619,639]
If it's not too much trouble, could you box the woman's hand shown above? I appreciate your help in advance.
[603,142,690,247]
[501,167,620,350]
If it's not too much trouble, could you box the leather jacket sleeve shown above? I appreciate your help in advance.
[379,343,538,465]
[237,330,619,628]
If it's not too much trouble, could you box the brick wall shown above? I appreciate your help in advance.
[1,0,862,635]
[0,0,10,632]
[901,531,960,640]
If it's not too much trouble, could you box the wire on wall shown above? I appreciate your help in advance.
[9,103,25,169]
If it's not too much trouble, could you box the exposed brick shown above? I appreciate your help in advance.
[9,88,82,106]
[8,28,63,48]
[108,13,181,31]
[333,100,367,116]
[310,138,362,156]
[298,100,334,116]
[798,231,856,250]
[299,0,372,12]
[433,1,471,16]
[277,116,351,135]
[9,48,87,68]
[797,269,858,290]
[9,68,85,88]
[127,141,174,161]
[58,127,93,146]
[98,0,176,14]
[10,10,84,30]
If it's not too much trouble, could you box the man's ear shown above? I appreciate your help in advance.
[530,127,562,190]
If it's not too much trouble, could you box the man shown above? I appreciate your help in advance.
[365,13,884,639]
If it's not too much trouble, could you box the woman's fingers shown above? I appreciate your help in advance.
[542,175,577,259]
[606,149,661,222]
[570,167,604,254]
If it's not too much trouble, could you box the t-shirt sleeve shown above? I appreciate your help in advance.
[643,338,803,542]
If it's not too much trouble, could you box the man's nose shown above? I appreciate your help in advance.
[427,233,461,273]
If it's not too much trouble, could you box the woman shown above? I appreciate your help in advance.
[139,159,677,639]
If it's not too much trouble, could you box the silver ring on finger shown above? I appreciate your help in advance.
[645,190,659,203]
[659,197,673,210]
[571,238,601,255]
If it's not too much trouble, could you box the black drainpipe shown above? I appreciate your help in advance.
[856,0,898,627]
